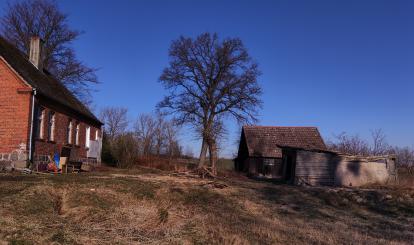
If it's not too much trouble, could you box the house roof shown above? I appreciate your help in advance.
[0,36,102,125]
[242,126,327,158]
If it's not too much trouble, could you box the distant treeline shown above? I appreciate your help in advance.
[99,107,190,168]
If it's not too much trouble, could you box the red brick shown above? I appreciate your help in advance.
[0,58,101,161]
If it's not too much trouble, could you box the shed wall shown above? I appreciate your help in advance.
[335,157,396,187]
[294,150,338,186]
[291,149,396,186]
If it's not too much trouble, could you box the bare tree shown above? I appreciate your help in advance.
[154,114,167,155]
[371,129,389,155]
[328,129,393,157]
[157,33,262,175]
[1,0,98,104]
[390,146,414,167]
[111,132,139,168]
[100,107,129,139]
[327,132,371,156]
[164,120,181,159]
[134,113,156,157]
[100,110,182,168]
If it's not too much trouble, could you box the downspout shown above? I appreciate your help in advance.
[28,88,37,163]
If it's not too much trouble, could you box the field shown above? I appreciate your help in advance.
[0,167,413,245]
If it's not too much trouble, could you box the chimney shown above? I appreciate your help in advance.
[29,36,44,70]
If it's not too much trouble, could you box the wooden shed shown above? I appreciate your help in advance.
[235,126,327,180]
[235,126,397,186]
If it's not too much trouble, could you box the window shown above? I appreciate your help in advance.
[67,120,73,144]
[36,107,45,139]
[75,123,80,145]
[85,126,91,148]
[95,129,99,140]
[262,158,275,177]
[47,112,55,141]
[263,158,275,166]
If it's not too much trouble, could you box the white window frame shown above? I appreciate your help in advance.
[37,107,45,139]
[85,126,91,148]
[95,129,99,140]
[48,112,55,141]
[67,120,73,144]
[75,123,80,145]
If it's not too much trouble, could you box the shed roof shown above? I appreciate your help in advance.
[0,36,102,125]
[242,126,327,158]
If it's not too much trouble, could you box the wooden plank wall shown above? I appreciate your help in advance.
[294,150,338,185]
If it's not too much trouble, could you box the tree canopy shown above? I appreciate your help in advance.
[1,0,98,104]
[158,33,262,175]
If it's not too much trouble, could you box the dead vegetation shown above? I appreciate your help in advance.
[0,167,413,244]
[397,167,414,187]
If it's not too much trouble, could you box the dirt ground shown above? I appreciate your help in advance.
[0,167,413,245]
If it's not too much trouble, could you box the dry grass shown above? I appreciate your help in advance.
[397,167,414,187]
[0,167,413,244]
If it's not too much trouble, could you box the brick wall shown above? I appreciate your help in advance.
[33,105,101,163]
[0,58,31,161]
[0,58,101,166]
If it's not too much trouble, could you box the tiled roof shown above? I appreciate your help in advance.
[242,126,327,158]
[0,36,102,125]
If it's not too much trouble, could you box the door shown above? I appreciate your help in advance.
[284,151,296,183]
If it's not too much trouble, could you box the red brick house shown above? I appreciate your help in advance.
[235,126,327,180]
[0,36,103,168]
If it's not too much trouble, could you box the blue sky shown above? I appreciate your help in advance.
[1,0,413,156]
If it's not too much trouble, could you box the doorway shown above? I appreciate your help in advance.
[283,150,296,183]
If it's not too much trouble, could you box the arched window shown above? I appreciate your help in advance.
[85,126,91,148]
[48,112,55,141]
[75,123,80,145]
[67,120,73,144]
[36,107,45,139]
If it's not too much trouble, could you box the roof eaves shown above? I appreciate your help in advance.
[0,56,33,89]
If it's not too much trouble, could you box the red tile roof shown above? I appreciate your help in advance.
[242,126,327,158]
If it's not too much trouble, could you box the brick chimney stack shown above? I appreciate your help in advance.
[29,36,44,70]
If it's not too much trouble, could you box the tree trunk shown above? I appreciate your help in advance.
[208,139,218,176]
[198,137,208,168]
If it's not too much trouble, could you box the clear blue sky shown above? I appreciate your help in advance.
[1,0,413,156]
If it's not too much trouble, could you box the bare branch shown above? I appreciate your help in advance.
[157,33,262,172]
[1,0,98,104]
